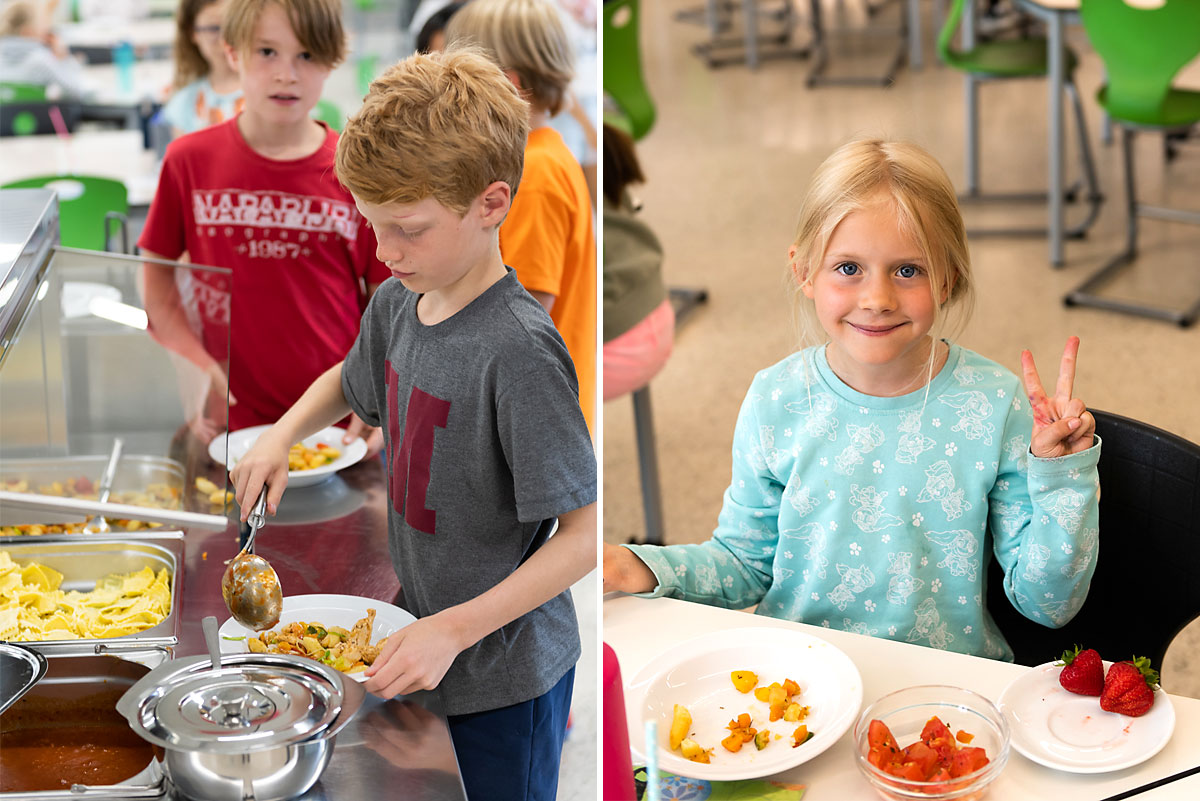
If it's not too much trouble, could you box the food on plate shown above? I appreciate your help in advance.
[0,551,171,640]
[1057,645,1104,696]
[679,737,713,764]
[0,476,178,536]
[244,609,388,674]
[730,670,758,693]
[669,703,692,750]
[721,713,757,753]
[754,677,804,721]
[672,672,814,763]
[288,441,340,471]
[867,716,990,787]
[194,477,235,509]
[1099,656,1159,717]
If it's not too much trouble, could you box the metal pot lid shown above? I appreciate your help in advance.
[126,653,344,752]
[0,642,47,714]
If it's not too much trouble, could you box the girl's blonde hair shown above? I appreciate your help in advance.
[172,0,224,89]
[1,1,37,38]
[788,138,975,349]
[444,0,574,116]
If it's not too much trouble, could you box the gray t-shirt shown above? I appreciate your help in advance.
[342,269,596,715]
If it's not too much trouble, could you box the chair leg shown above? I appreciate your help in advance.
[960,76,1104,238]
[1064,128,1200,327]
[669,286,709,327]
[964,74,980,197]
[1063,79,1103,239]
[631,386,665,545]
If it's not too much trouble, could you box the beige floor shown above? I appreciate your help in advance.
[602,0,1200,698]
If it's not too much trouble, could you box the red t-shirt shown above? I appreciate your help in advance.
[139,118,388,430]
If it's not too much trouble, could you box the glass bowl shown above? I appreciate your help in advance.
[853,685,1010,801]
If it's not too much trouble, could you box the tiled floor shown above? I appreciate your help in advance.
[602,0,1200,699]
[559,571,598,801]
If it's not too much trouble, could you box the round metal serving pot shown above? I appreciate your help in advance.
[116,652,365,801]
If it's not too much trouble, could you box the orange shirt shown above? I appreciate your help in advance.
[500,127,597,431]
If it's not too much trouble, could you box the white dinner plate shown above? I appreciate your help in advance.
[209,425,369,488]
[998,661,1175,773]
[625,626,863,781]
[218,594,415,683]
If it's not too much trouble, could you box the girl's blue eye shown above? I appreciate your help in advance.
[835,262,859,276]
[897,264,922,278]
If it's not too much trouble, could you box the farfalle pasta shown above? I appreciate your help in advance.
[0,551,171,640]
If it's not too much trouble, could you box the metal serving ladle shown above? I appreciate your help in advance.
[220,487,283,631]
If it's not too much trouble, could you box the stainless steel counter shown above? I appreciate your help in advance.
[176,454,468,801]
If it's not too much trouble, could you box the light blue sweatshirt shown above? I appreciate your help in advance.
[626,344,1101,661]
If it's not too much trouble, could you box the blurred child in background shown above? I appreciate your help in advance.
[0,0,88,98]
[602,122,674,401]
[161,0,242,138]
[447,0,596,432]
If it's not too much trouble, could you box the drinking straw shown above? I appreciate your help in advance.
[48,105,70,140]
[644,720,660,801]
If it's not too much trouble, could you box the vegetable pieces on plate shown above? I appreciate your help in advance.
[666,670,814,764]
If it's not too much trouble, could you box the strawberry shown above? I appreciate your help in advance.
[1057,645,1104,696]
[1099,656,1159,717]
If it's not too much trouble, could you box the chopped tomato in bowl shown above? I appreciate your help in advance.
[855,686,1010,800]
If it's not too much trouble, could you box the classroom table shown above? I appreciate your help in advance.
[605,594,1200,800]
[0,129,160,207]
[700,0,922,73]
[57,16,178,60]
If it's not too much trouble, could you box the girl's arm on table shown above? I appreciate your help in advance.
[229,361,352,515]
[617,383,781,609]
[362,502,598,698]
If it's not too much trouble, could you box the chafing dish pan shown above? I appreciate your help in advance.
[0,653,165,799]
[0,533,183,650]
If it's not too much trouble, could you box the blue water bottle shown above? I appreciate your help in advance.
[114,40,134,96]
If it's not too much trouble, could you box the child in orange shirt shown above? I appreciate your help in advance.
[447,0,596,431]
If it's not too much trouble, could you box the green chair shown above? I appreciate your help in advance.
[937,0,1101,237]
[0,82,47,103]
[603,0,655,142]
[1064,0,1200,327]
[1,175,129,252]
[312,98,344,132]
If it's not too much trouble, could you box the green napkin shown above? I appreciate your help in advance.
[634,768,805,800]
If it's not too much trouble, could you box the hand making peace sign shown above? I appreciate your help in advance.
[1020,336,1096,458]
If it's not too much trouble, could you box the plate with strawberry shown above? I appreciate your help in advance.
[997,648,1176,773]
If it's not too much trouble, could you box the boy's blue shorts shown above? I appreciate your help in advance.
[447,666,575,801]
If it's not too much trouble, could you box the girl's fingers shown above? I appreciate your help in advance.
[1020,350,1046,400]
[1055,336,1080,400]
[1032,418,1081,455]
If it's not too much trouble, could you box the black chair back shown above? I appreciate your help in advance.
[0,102,82,137]
[986,410,1200,675]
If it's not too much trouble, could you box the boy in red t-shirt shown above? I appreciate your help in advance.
[139,0,387,450]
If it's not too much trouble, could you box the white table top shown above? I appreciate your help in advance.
[604,595,1200,800]
[56,17,177,51]
[0,129,160,206]
[80,59,173,106]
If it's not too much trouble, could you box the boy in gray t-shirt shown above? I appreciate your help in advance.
[231,48,596,801]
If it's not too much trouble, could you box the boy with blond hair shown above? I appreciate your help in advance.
[447,0,597,432]
[231,47,596,801]
[140,0,386,448]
